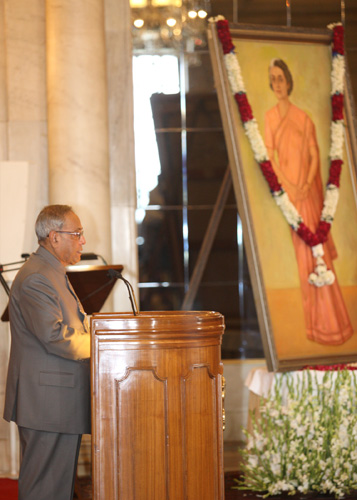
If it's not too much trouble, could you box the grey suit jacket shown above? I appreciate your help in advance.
[3,246,91,434]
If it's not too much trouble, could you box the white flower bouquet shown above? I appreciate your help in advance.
[235,369,357,498]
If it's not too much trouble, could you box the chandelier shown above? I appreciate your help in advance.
[130,0,211,50]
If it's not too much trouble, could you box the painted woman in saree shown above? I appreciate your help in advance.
[264,58,353,345]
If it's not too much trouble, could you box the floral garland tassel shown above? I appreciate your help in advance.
[209,17,345,288]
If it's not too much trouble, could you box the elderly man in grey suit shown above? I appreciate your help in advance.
[3,204,91,500]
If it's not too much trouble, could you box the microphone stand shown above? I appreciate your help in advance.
[107,269,139,316]
[0,255,29,297]
[0,272,10,296]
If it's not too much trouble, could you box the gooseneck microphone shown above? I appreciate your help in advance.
[107,269,139,316]
[80,253,99,261]
[80,253,108,265]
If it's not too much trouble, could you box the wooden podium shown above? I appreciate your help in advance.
[91,311,225,500]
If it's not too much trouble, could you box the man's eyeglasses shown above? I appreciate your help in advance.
[55,230,84,240]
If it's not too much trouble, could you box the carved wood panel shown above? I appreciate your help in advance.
[91,311,225,500]
[115,368,168,500]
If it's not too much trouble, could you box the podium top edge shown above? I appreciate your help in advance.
[66,264,123,273]
[90,311,225,336]
[91,311,223,320]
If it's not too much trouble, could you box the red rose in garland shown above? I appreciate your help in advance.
[216,20,235,54]
[328,159,342,186]
[234,93,253,122]
[316,221,331,243]
[259,161,281,193]
[332,93,344,121]
[332,25,344,55]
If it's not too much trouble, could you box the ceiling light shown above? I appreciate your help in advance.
[131,0,211,50]
[130,0,147,7]
[133,18,145,28]
[152,0,182,6]
[188,10,198,19]
[166,17,177,27]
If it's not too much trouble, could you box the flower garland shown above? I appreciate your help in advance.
[209,17,345,287]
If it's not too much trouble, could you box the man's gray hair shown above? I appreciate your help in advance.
[35,205,73,242]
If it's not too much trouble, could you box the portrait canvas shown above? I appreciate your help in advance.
[208,22,357,371]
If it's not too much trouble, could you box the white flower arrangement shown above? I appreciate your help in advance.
[273,191,302,230]
[331,55,345,95]
[321,184,340,222]
[330,121,345,159]
[312,243,324,258]
[243,120,268,163]
[208,15,225,23]
[308,257,335,286]
[235,369,357,498]
[225,52,246,94]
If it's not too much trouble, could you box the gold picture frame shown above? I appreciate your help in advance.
[208,21,357,371]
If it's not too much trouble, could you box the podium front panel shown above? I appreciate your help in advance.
[91,311,225,500]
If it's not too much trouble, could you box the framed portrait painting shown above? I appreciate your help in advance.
[208,21,357,371]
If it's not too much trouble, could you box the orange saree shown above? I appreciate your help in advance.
[265,103,353,345]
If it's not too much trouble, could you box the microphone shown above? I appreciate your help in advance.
[80,252,108,265]
[80,253,98,261]
[107,269,139,316]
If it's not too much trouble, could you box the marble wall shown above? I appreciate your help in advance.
[0,0,49,476]
[4,0,49,220]
[104,0,139,311]
[0,0,137,476]
[46,0,112,260]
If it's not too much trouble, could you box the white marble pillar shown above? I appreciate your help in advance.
[46,0,112,261]
[105,0,139,311]
[4,0,48,248]
[0,1,7,160]
[0,0,48,477]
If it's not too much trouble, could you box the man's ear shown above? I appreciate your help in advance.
[48,230,58,246]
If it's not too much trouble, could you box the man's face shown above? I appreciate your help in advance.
[55,211,86,266]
